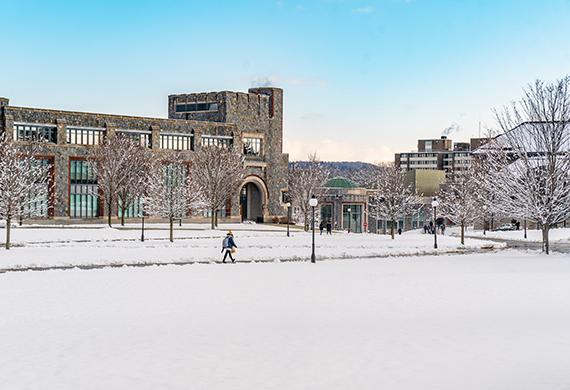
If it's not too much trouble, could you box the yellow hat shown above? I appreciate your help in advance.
[228,230,233,235]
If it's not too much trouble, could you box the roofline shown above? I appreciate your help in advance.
[4,105,236,128]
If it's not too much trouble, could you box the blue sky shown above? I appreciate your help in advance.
[1,0,570,162]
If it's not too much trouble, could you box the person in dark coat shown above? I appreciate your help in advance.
[221,231,237,263]
[319,220,325,235]
[326,221,332,235]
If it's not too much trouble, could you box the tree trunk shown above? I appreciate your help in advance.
[169,217,174,242]
[460,221,465,245]
[107,200,112,227]
[214,209,218,227]
[524,219,527,239]
[5,216,11,250]
[210,208,215,230]
[121,208,125,226]
[542,223,550,255]
[390,220,395,239]
[304,212,309,231]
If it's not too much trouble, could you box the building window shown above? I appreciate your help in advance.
[118,198,142,218]
[67,127,105,145]
[342,204,363,233]
[118,131,152,148]
[176,102,219,113]
[160,133,193,151]
[201,135,233,148]
[13,124,57,143]
[243,137,262,156]
[69,159,99,218]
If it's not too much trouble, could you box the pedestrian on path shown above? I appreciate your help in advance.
[221,231,237,263]
[319,220,325,235]
[326,221,332,235]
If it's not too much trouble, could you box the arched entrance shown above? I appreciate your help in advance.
[239,176,268,223]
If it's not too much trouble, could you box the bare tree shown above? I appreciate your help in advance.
[477,77,570,254]
[0,136,50,249]
[116,144,153,226]
[144,152,205,242]
[369,163,422,239]
[438,166,480,245]
[89,135,144,227]
[288,153,330,231]
[191,145,245,229]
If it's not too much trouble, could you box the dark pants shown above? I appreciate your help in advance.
[223,249,235,263]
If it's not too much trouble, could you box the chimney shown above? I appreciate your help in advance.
[441,135,447,140]
[0,97,9,107]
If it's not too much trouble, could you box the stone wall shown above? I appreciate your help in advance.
[0,88,289,222]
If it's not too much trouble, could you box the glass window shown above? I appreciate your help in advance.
[160,133,193,150]
[342,204,363,233]
[201,135,233,148]
[67,128,105,145]
[69,159,99,218]
[243,137,262,156]
[13,124,57,143]
[176,102,219,113]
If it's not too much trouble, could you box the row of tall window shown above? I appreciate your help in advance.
[13,124,58,143]
[67,127,105,146]
[201,135,233,148]
[160,133,194,151]
[12,124,252,153]
[118,131,152,148]
[175,102,219,113]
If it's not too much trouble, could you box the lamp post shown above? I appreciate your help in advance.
[309,195,318,263]
[347,207,351,233]
[431,197,439,249]
[286,202,291,237]
[141,212,146,242]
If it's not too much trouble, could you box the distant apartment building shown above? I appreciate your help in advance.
[395,136,489,178]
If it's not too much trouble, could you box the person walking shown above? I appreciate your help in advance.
[319,220,325,235]
[221,231,237,263]
[326,220,332,235]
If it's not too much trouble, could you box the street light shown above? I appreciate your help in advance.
[431,197,439,249]
[140,210,146,242]
[309,195,318,263]
[286,202,291,237]
[347,207,351,233]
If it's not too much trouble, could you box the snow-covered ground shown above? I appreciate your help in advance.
[451,226,570,242]
[0,224,504,270]
[1,251,569,390]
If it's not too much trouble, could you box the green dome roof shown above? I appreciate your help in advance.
[325,177,358,188]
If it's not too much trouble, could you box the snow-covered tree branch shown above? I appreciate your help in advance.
[0,136,51,249]
[191,145,245,229]
[288,153,330,231]
[369,163,423,239]
[476,77,570,254]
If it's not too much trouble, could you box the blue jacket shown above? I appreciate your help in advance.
[222,236,237,249]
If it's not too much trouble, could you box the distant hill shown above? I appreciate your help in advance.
[289,161,376,185]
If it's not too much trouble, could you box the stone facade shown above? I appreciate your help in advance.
[0,89,289,222]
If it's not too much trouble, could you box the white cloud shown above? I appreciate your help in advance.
[250,75,328,88]
[352,6,375,14]
[284,137,394,163]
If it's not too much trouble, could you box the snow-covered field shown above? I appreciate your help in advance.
[0,224,504,270]
[1,251,569,390]
[453,226,570,242]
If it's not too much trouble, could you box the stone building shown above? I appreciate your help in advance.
[0,88,289,223]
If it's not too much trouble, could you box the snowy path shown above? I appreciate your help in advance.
[0,225,505,271]
[1,251,569,390]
